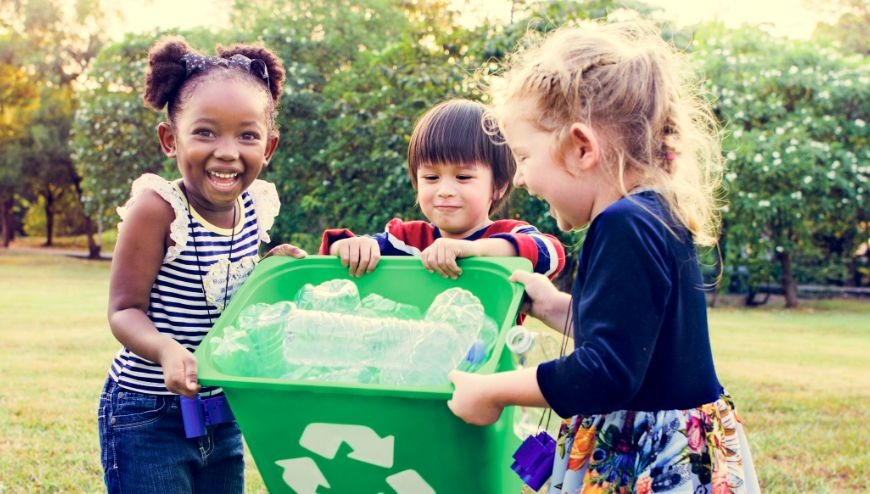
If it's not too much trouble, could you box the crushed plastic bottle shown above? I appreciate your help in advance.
[359,293,423,320]
[212,281,492,385]
[505,325,567,438]
[295,279,360,313]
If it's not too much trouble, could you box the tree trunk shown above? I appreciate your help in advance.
[777,250,799,308]
[1,196,14,247]
[43,189,54,247]
[83,213,100,258]
[70,173,102,259]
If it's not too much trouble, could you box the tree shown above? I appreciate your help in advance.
[694,24,868,307]
[0,0,107,251]
[811,0,869,55]
[0,51,37,246]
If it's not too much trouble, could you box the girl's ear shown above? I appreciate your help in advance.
[566,122,599,173]
[263,134,280,165]
[156,122,177,158]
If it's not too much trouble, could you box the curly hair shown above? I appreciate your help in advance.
[143,36,286,132]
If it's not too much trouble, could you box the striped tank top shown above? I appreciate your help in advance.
[109,174,280,396]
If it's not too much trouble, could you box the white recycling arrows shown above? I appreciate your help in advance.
[300,423,395,468]
[386,470,437,494]
[275,422,436,493]
[275,457,329,494]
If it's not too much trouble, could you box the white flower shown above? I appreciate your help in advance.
[776,127,785,135]
[758,200,771,207]
[726,172,738,181]
[753,153,763,163]
[856,119,866,128]
[789,66,799,75]
[733,129,743,138]
[832,160,840,169]
[827,171,836,180]
[726,151,737,161]
[803,176,813,184]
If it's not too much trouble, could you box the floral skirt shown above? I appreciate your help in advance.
[547,395,760,494]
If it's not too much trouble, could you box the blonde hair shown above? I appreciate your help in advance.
[491,21,723,246]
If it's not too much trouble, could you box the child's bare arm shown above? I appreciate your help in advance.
[107,191,199,397]
[447,367,548,426]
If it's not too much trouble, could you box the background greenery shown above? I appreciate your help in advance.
[1,251,867,492]
[1,0,866,305]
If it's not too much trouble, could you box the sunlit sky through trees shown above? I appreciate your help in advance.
[91,0,840,41]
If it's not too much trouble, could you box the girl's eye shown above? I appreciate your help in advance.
[457,175,473,181]
[240,132,260,141]
[194,128,215,138]
[421,175,438,181]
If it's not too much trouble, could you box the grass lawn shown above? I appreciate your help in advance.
[1,249,867,493]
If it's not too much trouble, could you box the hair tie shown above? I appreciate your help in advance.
[180,53,271,94]
[665,152,676,161]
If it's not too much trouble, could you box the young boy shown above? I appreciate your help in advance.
[320,98,565,280]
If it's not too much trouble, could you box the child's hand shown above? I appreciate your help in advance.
[421,238,475,279]
[264,243,308,259]
[509,270,563,320]
[447,370,503,425]
[158,341,201,397]
[331,237,381,277]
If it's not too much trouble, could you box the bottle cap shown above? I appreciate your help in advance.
[505,325,535,355]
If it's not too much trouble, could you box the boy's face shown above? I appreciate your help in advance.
[416,161,497,239]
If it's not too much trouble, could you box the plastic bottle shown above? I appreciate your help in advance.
[295,279,361,313]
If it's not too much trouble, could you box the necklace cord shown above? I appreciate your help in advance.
[181,185,237,323]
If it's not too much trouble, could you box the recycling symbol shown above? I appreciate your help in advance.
[275,423,436,494]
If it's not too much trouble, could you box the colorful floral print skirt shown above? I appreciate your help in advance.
[547,395,760,494]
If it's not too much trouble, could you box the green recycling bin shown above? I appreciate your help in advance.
[195,256,530,493]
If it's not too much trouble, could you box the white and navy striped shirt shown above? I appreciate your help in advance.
[109,175,279,396]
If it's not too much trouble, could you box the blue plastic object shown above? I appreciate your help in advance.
[180,394,235,438]
[511,431,556,490]
[464,339,488,365]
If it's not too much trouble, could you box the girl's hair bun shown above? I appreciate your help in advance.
[143,36,195,111]
[217,43,286,103]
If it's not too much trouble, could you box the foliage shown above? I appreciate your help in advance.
[70,28,228,234]
[693,25,869,292]
[0,0,109,245]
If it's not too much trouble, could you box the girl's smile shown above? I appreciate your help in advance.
[158,77,278,222]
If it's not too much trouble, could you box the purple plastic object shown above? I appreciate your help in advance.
[180,395,235,439]
[511,431,556,491]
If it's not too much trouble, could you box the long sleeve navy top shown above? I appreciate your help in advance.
[536,191,723,417]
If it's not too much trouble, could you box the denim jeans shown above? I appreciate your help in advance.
[98,377,244,493]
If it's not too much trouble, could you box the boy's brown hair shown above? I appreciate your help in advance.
[407,98,515,214]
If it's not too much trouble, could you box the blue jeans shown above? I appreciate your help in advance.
[98,377,244,493]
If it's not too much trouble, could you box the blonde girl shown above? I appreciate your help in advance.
[448,22,760,493]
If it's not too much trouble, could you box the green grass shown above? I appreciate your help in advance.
[1,250,868,493]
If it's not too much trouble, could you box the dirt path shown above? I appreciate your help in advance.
[2,244,112,261]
